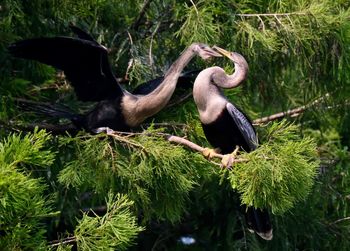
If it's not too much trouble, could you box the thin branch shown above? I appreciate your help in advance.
[99,128,248,163]
[253,93,330,125]
[189,0,199,15]
[257,15,265,31]
[103,129,146,150]
[236,12,308,17]
[48,236,76,248]
[330,217,350,225]
[149,21,161,72]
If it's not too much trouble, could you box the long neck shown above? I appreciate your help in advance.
[136,45,197,114]
[193,59,249,124]
[121,44,198,126]
[213,61,248,89]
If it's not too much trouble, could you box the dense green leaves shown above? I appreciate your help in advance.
[228,121,319,214]
[0,130,55,250]
[1,0,350,250]
[75,193,143,251]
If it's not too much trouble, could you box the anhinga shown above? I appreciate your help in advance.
[192,46,273,240]
[8,27,220,133]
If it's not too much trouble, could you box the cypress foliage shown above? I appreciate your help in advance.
[1,0,350,250]
[0,130,55,250]
[227,121,319,214]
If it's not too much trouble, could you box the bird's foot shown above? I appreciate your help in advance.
[202,147,219,159]
[221,146,240,169]
[92,127,114,134]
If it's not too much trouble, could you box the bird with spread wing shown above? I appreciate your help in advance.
[8,26,221,133]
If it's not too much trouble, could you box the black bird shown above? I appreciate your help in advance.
[192,46,273,240]
[8,27,220,133]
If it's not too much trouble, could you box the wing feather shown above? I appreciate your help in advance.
[8,36,122,101]
[226,102,258,150]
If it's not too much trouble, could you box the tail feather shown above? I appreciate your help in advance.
[244,207,273,240]
[16,98,83,124]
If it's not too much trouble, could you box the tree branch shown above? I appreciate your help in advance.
[253,93,330,125]
[236,12,308,17]
[97,128,249,164]
[330,217,350,225]
[48,236,76,248]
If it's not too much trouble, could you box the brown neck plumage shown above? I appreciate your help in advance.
[121,44,199,126]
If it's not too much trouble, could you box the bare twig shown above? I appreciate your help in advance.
[48,236,76,248]
[236,12,308,17]
[253,93,330,125]
[189,0,199,15]
[149,21,161,71]
[104,130,146,150]
[330,217,350,225]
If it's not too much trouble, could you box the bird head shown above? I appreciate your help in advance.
[212,46,248,69]
[193,43,222,60]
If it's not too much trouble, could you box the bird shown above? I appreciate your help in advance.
[8,26,221,133]
[192,46,273,240]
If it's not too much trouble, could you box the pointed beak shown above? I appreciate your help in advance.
[204,47,222,58]
[212,46,232,59]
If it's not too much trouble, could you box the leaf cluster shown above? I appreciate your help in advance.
[0,129,55,250]
[227,121,319,214]
[74,192,144,251]
[57,130,209,223]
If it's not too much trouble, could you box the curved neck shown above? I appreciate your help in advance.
[137,44,197,108]
[213,61,248,89]
[122,44,198,126]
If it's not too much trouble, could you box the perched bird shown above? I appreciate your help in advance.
[8,27,220,133]
[192,46,273,240]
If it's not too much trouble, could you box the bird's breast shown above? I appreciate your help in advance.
[197,95,227,124]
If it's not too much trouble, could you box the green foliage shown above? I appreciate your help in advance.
[57,130,207,223]
[227,121,319,214]
[0,129,55,250]
[0,129,55,168]
[175,0,221,45]
[74,192,144,251]
[1,0,350,250]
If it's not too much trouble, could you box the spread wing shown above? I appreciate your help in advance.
[226,102,258,150]
[69,25,99,45]
[8,36,123,101]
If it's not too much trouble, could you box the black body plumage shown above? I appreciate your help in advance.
[202,104,256,153]
[202,103,272,239]
[8,36,122,102]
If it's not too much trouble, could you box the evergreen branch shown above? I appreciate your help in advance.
[98,128,248,164]
[253,93,330,125]
[106,131,146,150]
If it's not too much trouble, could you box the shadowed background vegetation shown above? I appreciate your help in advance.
[1,0,350,250]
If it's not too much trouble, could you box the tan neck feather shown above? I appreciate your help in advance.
[122,44,198,126]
